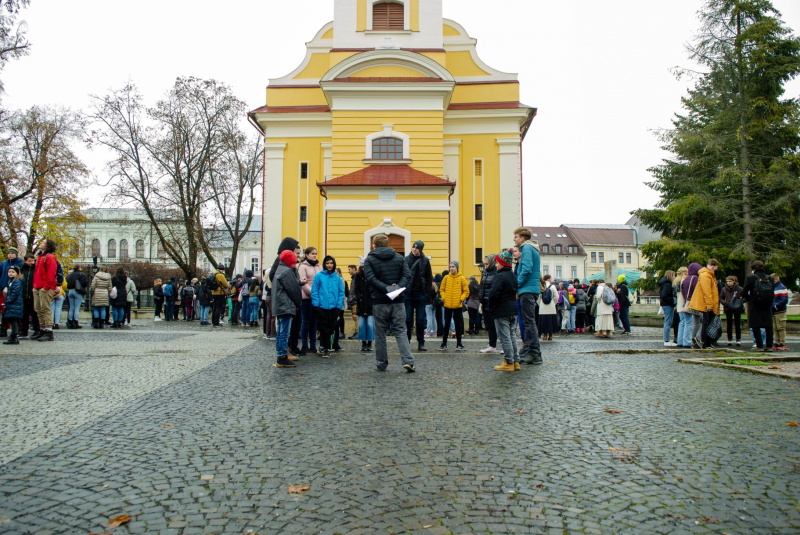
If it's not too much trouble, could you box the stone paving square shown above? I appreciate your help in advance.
[0,322,798,534]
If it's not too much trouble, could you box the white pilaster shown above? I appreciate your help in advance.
[497,137,522,244]
[443,139,461,263]
[264,142,287,261]
[321,143,332,181]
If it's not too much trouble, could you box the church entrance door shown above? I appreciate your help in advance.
[388,234,404,255]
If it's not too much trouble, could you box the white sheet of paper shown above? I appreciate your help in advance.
[386,287,406,300]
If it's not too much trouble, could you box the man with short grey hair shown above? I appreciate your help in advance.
[364,233,416,373]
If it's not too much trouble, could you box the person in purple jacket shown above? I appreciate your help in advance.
[682,262,702,348]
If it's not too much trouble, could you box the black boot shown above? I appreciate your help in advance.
[360,341,367,352]
[418,341,427,352]
[74,321,82,329]
[37,330,54,342]
[367,341,373,351]
[3,333,19,345]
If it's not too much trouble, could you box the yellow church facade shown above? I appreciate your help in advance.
[251,0,535,278]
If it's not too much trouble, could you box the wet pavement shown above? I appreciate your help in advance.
[0,322,798,534]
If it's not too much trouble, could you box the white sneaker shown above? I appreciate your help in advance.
[480,346,497,353]
[154,316,161,322]
[664,341,677,347]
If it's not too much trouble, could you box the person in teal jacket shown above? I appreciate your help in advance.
[311,255,345,357]
[514,226,543,365]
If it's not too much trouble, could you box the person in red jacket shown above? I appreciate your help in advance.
[31,238,59,342]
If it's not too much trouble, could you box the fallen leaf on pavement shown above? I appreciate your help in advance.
[701,517,719,524]
[107,514,132,528]
[89,532,112,535]
[162,424,174,428]
[288,394,294,397]
[288,484,310,494]
[789,421,798,427]
[200,474,214,480]
[607,448,632,454]
[732,399,740,402]
[604,409,622,414]
[516,410,526,414]
[769,366,782,370]
[177,363,185,366]
[473,413,485,416]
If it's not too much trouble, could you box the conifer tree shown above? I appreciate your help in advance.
[638,0,800,281]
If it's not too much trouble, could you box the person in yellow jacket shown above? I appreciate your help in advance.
[439,260,469,351]
[688,258,720,348]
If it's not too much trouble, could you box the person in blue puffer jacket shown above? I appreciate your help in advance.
[311,255,345,357]
[2,265,23,344]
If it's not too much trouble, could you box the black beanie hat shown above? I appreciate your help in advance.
[413,240,424,251]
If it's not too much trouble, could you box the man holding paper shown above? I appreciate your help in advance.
[363,233,416,373]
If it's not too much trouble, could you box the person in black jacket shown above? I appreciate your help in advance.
[164,277,178,321]
[18,254,38,337]
[658,270,676,347]
[404,240,433,352]
[153,278,164,320]
[363,233,415,372]
[65,265,89,329]
[352,260,374,351]
[110,267,128,328]
[479,255,499,352]
[741,260,774,351]
[488,250,519,371]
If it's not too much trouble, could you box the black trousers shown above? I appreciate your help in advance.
[435,302,444,336]
[154,298,163,318]
[701,311,717,347]
[482,307,497,348]
[752,321,774,349]
[212,295,226,326]
[316,308,340,350]
[442,307,464,344]
[230,300,240,324]
[726,311,742,341]
[124,302,132,323]
[21,297,39,334]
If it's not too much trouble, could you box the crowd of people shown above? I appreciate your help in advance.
[0,234,792,361]
[657,259,789,351]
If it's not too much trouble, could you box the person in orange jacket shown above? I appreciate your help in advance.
[688,258,720,348]
[439,260,469,351]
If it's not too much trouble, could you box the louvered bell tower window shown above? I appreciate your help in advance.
[373,1,404,30]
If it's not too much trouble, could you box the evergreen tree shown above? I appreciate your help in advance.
[638,0,800,282]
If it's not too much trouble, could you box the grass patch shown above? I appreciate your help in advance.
[724,358,769,366]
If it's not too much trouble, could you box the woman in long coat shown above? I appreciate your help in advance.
[594,280,615,338]
[741,260,774,350]
[90,266,112,328]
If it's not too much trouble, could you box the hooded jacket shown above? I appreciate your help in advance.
[352,269,373,316]
[688,267,719,313]
[719,282,742,312]
[404,247,433,295]
[440,268,469,309]
[682,263,701,302]
[269,237,300,282]
[311,256,345,310]
[110,274,129,307]
[90,271,113,307]
[487,265,518,318]
[272,261,302,317]
[658,276,676,307]
[3,277,23,319]
[516,241,541,295]
[363,246,411,305]
[20,262,35,300]
[479,265,497,307]
[66,268,89,295]
[0,256,24,291]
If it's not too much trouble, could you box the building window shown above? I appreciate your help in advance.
[300,162,308,179]
[599,252,605,263]
[591,252,596,263]
[372,137,403,160]
[475,248,482,265]
[542,265,549,276]
[541,244,549,253]
[474,159,483,177]
[120,239,129,260]
[135,239,145,259]
[224,257,232,270]
[70,243,80,257]
[554,244,562,253]
[251,257,259,274]
[618,252,624,264]
[568,246,577,254]
[571,266,578,279]
[107,239,116,259]
[626,252,632,264]
[157,242,167,258]
[92,239,101,258]
[372,1,404,30]
[556,266,562,279]
[300,206,307,222]
[475,204,482,220]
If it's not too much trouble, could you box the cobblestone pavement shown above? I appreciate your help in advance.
[0,321,798,534]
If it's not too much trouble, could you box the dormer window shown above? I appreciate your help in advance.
[373,1,404,30]
[372,137,403,160]
[554,244,562,253]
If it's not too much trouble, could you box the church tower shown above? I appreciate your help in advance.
[251,0,536,277]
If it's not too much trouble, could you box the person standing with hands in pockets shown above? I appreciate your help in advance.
[438,260,469,351]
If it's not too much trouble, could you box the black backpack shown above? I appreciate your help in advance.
[753,276,774,305]
[206,272,219,291]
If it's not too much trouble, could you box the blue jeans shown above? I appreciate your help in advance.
[240,297,249,323]
[300,299,317,350]
[678,311,692,346]
[404,292,427,343]
[662,306,675,342]
[249,297,260,322]
[275,315,292,358]
[568,305,577,331]
[112,306,125,322]
[619,306,630,333]
[200,305,210,323]
[92,306,107,320]
[358,315,375,341]
[68,290,83,322]
[51,294,65,325]
[425,304,436,333]
[165,301,175,320]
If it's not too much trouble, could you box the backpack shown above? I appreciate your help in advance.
[568,291,576,305]
[542,286,553,305]
[206,273,219,291]
[753,276,774,305]
[241,279,249,298]
[182,286,194,299]
[109,286,118,300]
[163,283,174,297]
[602,286,616,305]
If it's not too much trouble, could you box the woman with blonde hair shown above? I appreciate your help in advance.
[674,266,692,348]
[153,278,164,321]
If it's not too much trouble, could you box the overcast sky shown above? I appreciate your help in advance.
[3,0,800,227]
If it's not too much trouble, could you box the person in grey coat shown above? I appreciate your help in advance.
[272,250,302,367]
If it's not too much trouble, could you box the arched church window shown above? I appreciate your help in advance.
[107,239,116,258]
[373,1,404,30]
[135,239,145,259]
[120,239,129,260]
[92,239,101,258]
[372,137,404,160]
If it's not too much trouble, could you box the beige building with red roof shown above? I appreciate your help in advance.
[250,0,535,277]
[563,224,643,277]
[525,226,587,282]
